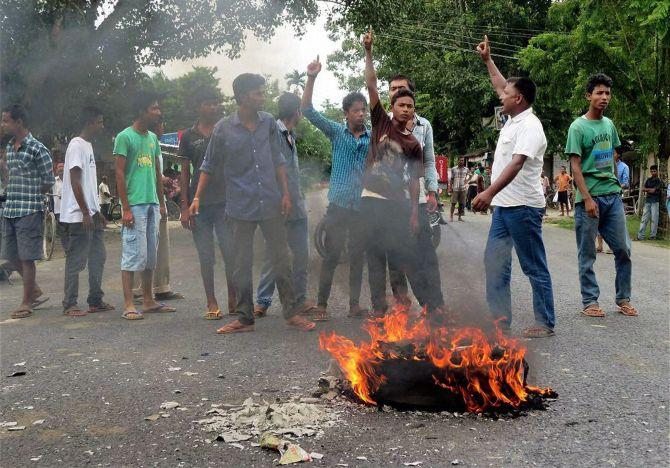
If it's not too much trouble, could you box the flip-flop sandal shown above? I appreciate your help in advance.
[522,326,555,338]
[155,291,185,301]
[581,305,605,317]
[11,308,32,319]
[88,302,115,313]
[618,304,639,316]
[296,302,318,316]
[254,305,268,318]
[286,316,316,331]
[204,309,223,320]
[122,310,144,320]
[32,296,50,308]
[63,306,88,317]
[313,307,331,322]
[143,303,176,313]
[216,321,254,334]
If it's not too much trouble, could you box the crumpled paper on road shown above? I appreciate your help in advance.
[197,397,339,439]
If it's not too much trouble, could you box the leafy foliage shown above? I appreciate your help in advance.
[0,0,319,141]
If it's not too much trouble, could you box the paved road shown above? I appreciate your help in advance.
[1,194,668,467]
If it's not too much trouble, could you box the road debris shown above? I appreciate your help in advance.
[217,432,253,443]
[7,371,26,377]
[403,462,423,467]
[160,401,180,410]
[310,452,324,460]
[197,397,339,439]
[278,442,312,465]
[1,421,18,428]
[32,419,45,425]
[145,414,161,422]
[8,426,26,431]
[14,361,26,366]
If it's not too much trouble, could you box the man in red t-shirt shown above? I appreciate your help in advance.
[361,28,428,318]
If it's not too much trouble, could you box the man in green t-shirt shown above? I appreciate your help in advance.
[565,73,637,318]
[114,91,175,320]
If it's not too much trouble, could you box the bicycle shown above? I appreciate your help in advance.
[42,194,57,261]
[109,196,123,226]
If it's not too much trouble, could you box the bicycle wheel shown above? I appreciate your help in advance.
[43,212,57,261]
[166,200,181,221]
[110,203,123,226]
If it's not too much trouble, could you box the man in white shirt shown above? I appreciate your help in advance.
[473,36,555,338]
[53,163,63,217]
[98,175,112,220]
[60,107,114,316]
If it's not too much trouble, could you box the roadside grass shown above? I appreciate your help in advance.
[545,215,670,249]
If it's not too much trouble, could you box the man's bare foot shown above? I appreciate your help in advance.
[216,320,254,334]
[287,315,316,331]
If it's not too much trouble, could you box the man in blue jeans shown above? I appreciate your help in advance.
[254,93,316,317]
[473,36,555,338]
[565,73,637,317]
[637,165,663,240]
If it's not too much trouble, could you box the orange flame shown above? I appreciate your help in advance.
[319,307,554,412]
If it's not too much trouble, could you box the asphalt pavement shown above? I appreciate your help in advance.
[1,193,668,467]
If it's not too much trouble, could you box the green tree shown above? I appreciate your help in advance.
[285,70,307,93]
[518,0,670,160]
[0,0,319,141]
[325,0,552,154]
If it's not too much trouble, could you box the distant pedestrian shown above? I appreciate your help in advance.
[0,104,54,318]
[114,91,175,320]
[449,157,468,221]
[554,166,572,216]
[60,106,114,317]
[465,169,482,212]
[637,164,663,241]
[565,73,637,318]
[178,88,235,319]
[541,171,550,197]
[53,163,63,220]
[98,175,112,220]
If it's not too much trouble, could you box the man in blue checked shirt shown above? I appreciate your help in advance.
[301,55,371,321]
[1,105,55,319]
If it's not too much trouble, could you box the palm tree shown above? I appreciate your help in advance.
[285,70,306,93]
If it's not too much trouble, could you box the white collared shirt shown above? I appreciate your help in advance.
[491,107,547,208]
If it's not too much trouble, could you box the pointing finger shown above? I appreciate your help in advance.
[316,54,320,62]
[485,34,489,46]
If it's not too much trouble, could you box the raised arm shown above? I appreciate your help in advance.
[476,35,506,99]
[302,56,321,110]
[362,27,380,110]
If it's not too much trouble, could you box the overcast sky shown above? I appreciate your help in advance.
[156,16,347,109]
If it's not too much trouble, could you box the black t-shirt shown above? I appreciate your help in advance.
[644,176,663,203]
[362,102,424,201]
[178,124,226,205]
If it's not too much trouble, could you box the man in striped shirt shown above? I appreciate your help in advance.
[1,104,55,319]
[302,56,371,321]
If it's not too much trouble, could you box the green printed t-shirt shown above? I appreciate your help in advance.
[113,127,160,206]
[564,116,621,203]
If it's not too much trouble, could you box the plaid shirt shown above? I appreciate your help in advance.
[450,166,468,191]
[3,133,54,218]
[303,106,370,211]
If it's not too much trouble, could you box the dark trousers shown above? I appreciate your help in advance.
[361,197,421,312]
[62,221,106,308]
[466,185,478,211]
[100,203,110,220]
[389,204,444,311]
[316,204,366,308]
[231,216,296,325]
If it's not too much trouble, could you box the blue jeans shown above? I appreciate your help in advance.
[256,217,309,308]
[121,204,159,272]
[574,194,631,308]
[637,201,659,239]
[484,206,555,329]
